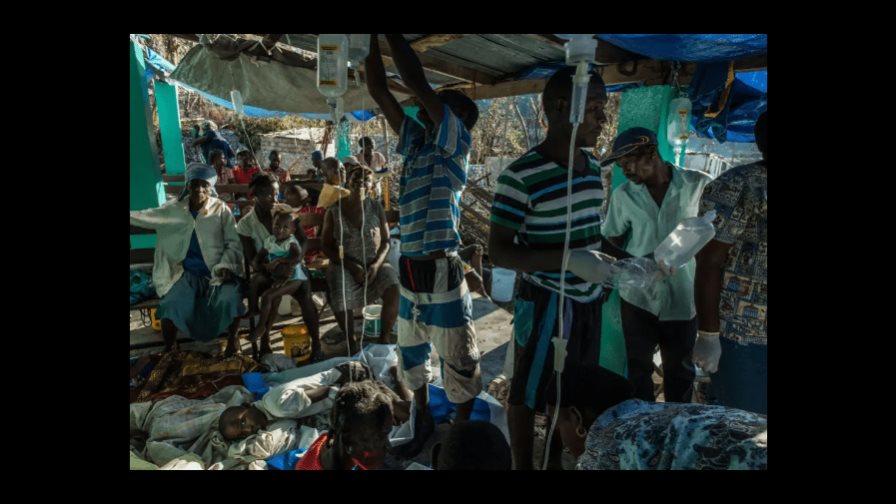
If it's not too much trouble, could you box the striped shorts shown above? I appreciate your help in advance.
[397,253,481,404]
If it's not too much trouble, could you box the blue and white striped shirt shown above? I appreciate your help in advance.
[396,105,471,256]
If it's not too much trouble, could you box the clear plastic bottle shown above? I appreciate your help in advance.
[666,96,692,147]
[317,34,348,98]
[348,34,370,87]
[653,210,717,271]
[666,96,692,165]
[230,90,244,116]
[348,34,370,69]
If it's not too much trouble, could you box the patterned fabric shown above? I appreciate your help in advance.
[396,104,471,256]
[490,149,606,302]
[577,399,767,470]
[134,351,262,403]
[699,161,767,345]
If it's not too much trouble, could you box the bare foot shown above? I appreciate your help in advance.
[223,342,238,357]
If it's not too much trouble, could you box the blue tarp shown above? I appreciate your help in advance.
[144,47,376,121]
[543,35,767,143]
[594,34,766,62]
[689,65,767,143]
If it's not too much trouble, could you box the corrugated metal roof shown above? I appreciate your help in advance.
[170,34,766,103]
[281,34,566,86]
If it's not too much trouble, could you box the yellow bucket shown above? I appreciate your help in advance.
[150,308,162,332]
[281,324,312,363]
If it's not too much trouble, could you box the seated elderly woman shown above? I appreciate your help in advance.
[130,163,246,355]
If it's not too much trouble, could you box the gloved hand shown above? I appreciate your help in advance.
[565,249,620,284]
[692,330,722,373]
[655,259,677,277]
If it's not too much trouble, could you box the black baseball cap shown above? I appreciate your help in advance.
[600,127,658,167]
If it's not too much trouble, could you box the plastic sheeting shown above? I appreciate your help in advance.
[169,45,403,116]
[145,47,378,121]
[594,34,766,62]
[689,64,767,143]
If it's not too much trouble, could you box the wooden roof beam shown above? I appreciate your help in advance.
[378,36,498,86]
[410,34,467,53]
[436,53,766,100]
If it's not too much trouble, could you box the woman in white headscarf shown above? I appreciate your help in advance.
[130,163,246,355]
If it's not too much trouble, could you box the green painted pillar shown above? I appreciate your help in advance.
[130,39,163,249]
[612,85,676,190]
[600,85,677,378]
[155,80,186,176]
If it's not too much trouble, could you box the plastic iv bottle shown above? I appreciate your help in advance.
[348,34,370,87]
[317,34,348,98]
[563,35,596,126]
[230,90,244,116]
[667,96,691,164]
[348,34,370,69]
[653,210,717,271]
[666,96,691,147]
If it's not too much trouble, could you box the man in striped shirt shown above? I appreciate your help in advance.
[489,66,631,469]
[366,34,482,457]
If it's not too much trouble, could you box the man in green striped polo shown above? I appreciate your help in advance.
[489,66,631,470]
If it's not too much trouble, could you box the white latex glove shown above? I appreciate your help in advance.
[565,250,620,284]
[692,330,722,373]
[655,259,678,277]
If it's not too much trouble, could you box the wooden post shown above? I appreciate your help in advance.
[381,115,389,165]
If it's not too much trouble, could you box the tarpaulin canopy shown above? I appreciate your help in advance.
[594,34,767,62]
[168,45,403,118]
[145,47,377,121]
